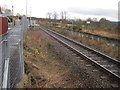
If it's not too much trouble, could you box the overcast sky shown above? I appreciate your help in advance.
[0,0,119,21]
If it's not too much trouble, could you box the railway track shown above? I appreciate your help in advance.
[40,25,120,87]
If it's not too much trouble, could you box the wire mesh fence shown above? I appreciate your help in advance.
[0,17,28,88]
[0,40,5,88]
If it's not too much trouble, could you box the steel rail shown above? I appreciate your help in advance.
[49,29,120,64]
[40,25,120,82]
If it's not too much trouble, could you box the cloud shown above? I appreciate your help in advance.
[68,8,118,20]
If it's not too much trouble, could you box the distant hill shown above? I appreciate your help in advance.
[111,21,120,23]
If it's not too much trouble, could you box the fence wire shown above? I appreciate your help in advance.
[0,17,28,88]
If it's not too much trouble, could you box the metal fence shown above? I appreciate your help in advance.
[0,17,28,88]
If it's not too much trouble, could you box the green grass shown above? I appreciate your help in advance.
[57,30,68,36]
[57,30,120,59]
[47,42,54,50]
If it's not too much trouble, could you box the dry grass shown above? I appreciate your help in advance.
[40,22,119,59]
[65,31,119,59]
[47,28,119,59]
[22,27,118,88]
[41,21,120,39]
[23,29,73,88]
[82,29,120,39]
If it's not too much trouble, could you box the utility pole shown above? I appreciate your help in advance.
[72,20,74,31]
[26,0,28,16]
[30,7,31,26]
[12,5,14,26]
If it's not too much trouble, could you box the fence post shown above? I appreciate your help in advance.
[0,41,3,88]
[2,36,10,88]
[20,17,28,75]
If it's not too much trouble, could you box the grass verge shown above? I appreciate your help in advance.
[22,29,72,88]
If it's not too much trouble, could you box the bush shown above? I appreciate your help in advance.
[53,23,59,26]
[58,31,68,36]
[8,16,13,22]
[73,26,82,32]
[47,42,54,50]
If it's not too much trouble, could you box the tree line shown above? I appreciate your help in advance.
[45,11,118,31]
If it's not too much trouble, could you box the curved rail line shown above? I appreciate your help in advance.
[40,25,120,83]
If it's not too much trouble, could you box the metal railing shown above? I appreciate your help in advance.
[0,17,28,88]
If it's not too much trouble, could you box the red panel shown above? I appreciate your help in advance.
[0,17,2,35]
[0,17,8,35]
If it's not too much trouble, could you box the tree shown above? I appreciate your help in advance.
[16,13,21,16]
[0,6,3,14]
[1,4,12,15]
[99,18,112,30]
[92,18,97,22]
[52,11,58,20]
[1,4,8,14]
[46,12,52,19]
[4,9,12,15]
[60,11,64,20]
[60,11,67,20]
